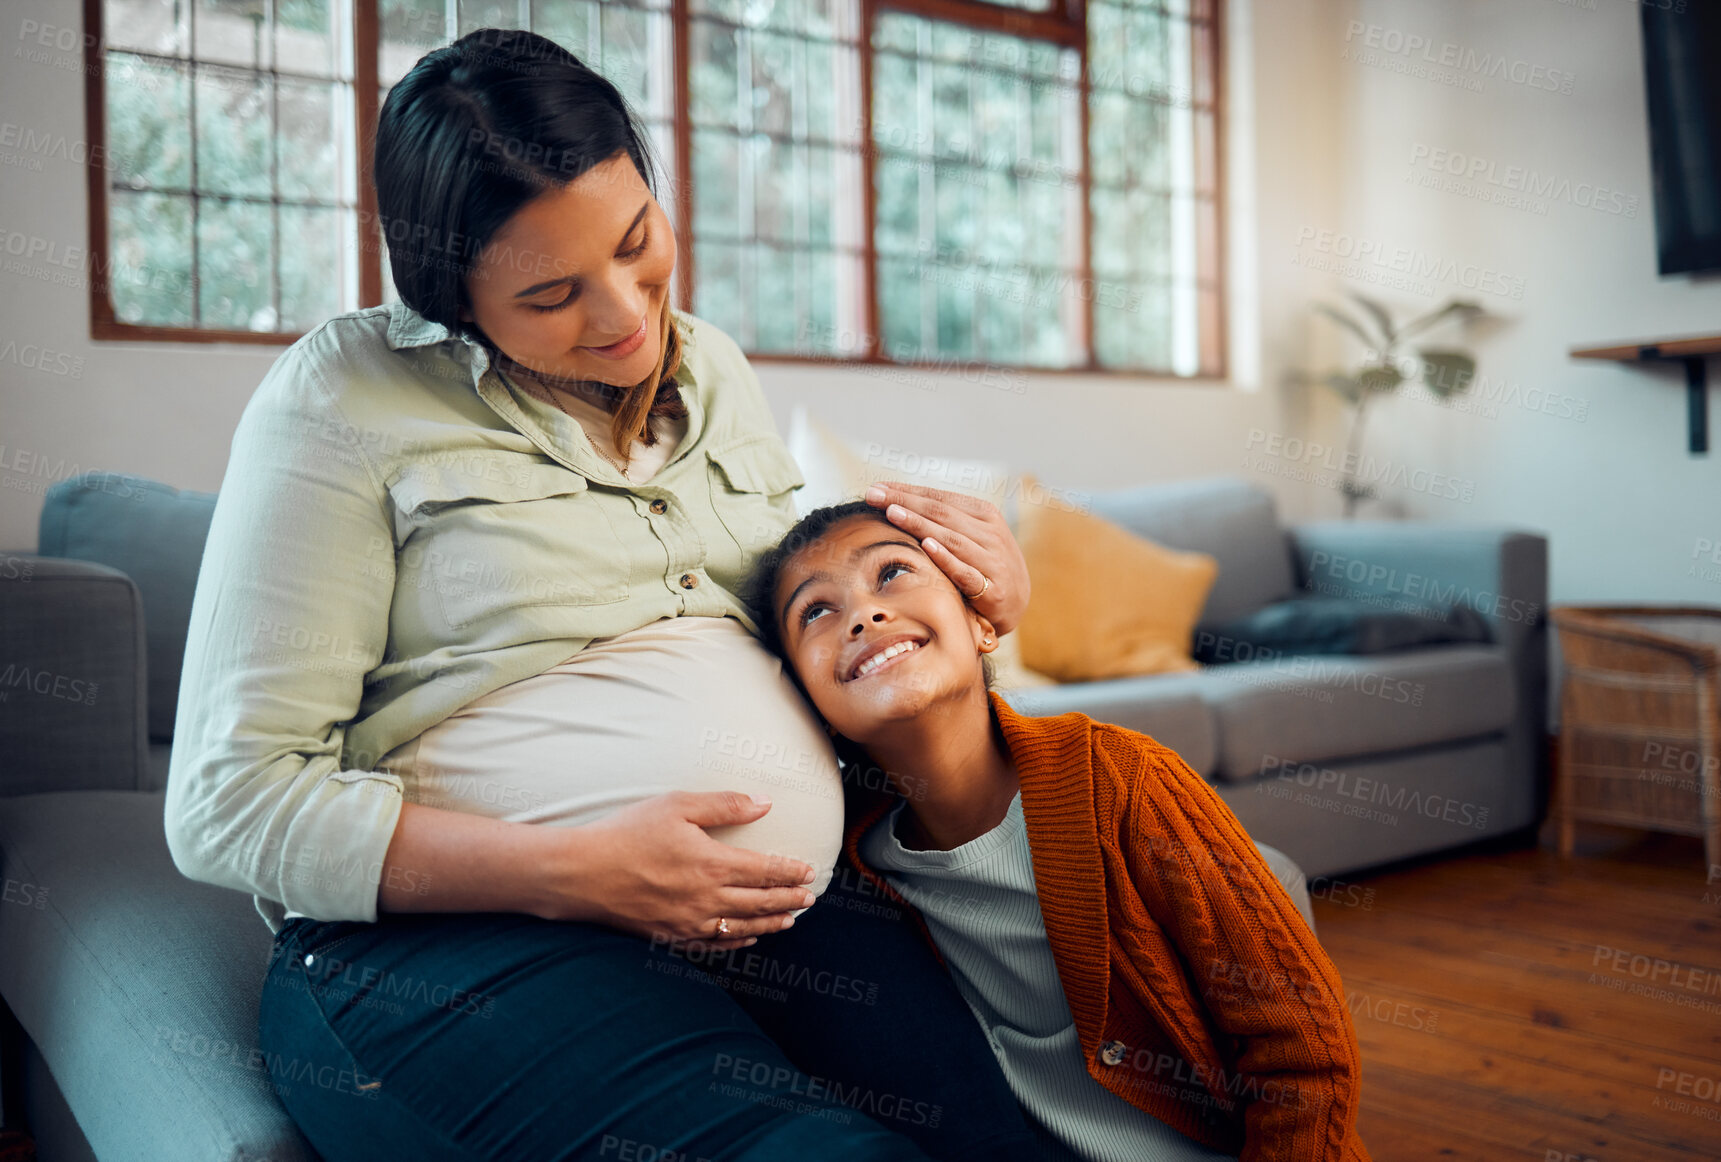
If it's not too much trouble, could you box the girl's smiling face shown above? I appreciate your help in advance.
[773,514,1000,745]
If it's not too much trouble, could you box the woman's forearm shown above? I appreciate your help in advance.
[377,802,578,918]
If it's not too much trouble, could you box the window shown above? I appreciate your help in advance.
[88,0,1225,377]
[93,0,361,341]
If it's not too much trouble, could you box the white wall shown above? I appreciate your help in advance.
[6,0,1715,611]
[1317,0,1721,604]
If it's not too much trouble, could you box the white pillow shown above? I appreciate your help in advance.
[785,407,1013,518]
[785,407,869,516]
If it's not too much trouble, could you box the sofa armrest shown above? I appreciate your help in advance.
[0,554,148,795]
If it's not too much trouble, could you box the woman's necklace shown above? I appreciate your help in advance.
[510,364,637,481]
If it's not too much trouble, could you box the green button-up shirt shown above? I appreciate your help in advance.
[164,300,806,930]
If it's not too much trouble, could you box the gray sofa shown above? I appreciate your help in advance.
[1003,477,1549,883]
[0,471,1546,1161]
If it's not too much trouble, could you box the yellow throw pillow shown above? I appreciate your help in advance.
[1014,476,1219,682]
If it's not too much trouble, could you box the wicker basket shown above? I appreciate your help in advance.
[1550,606,1721,871]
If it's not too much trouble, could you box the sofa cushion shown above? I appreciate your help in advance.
[1193,595,1493,663]
[999,677,1218,778]
[1215,736,1521,881]
[0,791,316,1162]
[38,474,218,742]
[1192,644,1516,783]
[0,557,149,797]
[1087,477,1295,625]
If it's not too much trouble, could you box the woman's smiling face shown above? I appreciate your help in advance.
[459,151,677,387]
[773,514,999,744]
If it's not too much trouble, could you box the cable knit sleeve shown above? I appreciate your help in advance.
[1109,728,1371,1162]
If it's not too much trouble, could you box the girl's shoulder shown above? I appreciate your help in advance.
[1087,718,1216,810]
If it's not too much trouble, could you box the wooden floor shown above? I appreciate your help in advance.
[1312,821,1721,1161]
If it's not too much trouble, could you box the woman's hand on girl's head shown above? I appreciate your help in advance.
[864,483,1031,637]
[536,791,820,950]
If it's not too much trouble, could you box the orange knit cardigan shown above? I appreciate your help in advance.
[841,691,1373,1162]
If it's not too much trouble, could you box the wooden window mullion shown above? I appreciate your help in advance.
[859,0,881,360]
[270,0,282,328]
[672,0,695,311]
[355,0,382,308]
[1076,1,1094,369]
[188,0,201,327]
[85,0,111,337]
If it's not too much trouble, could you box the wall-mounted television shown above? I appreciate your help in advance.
[1641,3,1721,276]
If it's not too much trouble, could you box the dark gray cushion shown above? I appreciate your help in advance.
[38,474,218,742]
[1193,644,1517,782]
[1193,595,1493,663]
[1088,477,1295,625]
[0,791,316,1162]
[0,557,148,796]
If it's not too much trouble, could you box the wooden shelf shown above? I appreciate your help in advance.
[1570,333,1721,455]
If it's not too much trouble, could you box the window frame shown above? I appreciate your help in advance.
[83,0,1226,379]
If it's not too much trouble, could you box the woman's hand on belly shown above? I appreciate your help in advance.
[539,790,820,948]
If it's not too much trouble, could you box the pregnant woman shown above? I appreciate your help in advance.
[165,28,1041,1162]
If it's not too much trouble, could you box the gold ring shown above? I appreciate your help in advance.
[963,575,991,600]
[716,917,731,937]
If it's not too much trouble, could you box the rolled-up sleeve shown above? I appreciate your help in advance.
[164,341,405,922]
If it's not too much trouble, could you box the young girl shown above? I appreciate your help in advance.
[744,500,1373,1162]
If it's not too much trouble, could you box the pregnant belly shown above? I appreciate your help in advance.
[377,615,846,898]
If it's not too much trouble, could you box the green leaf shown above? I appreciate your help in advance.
[1314,304,1375,350]
[1347,291,1396,348]
[1323,372,1364,404]
[1356,364,1405,395]
[1419,349,1476,398]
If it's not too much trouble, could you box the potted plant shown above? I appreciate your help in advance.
[1312,292,1484,517]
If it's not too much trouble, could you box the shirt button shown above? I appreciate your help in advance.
[1099,1040,1127,1066]
[680,572,699,589]
[649,498,668,514]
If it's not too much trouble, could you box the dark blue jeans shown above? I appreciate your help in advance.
[257,853,1046,1162]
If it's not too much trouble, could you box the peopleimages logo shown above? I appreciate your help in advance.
[1293,227,1526,301]
[1342,22,1576,95]
[1407,144,1638,219]
[1244,428,1479,503]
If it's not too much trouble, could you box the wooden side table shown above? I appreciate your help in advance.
[1550,606,1721,871]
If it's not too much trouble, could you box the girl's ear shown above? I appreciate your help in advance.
[974,612,1001,653]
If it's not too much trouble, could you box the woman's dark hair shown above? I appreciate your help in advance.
[741,500,996,690]
[374,28,684,449]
